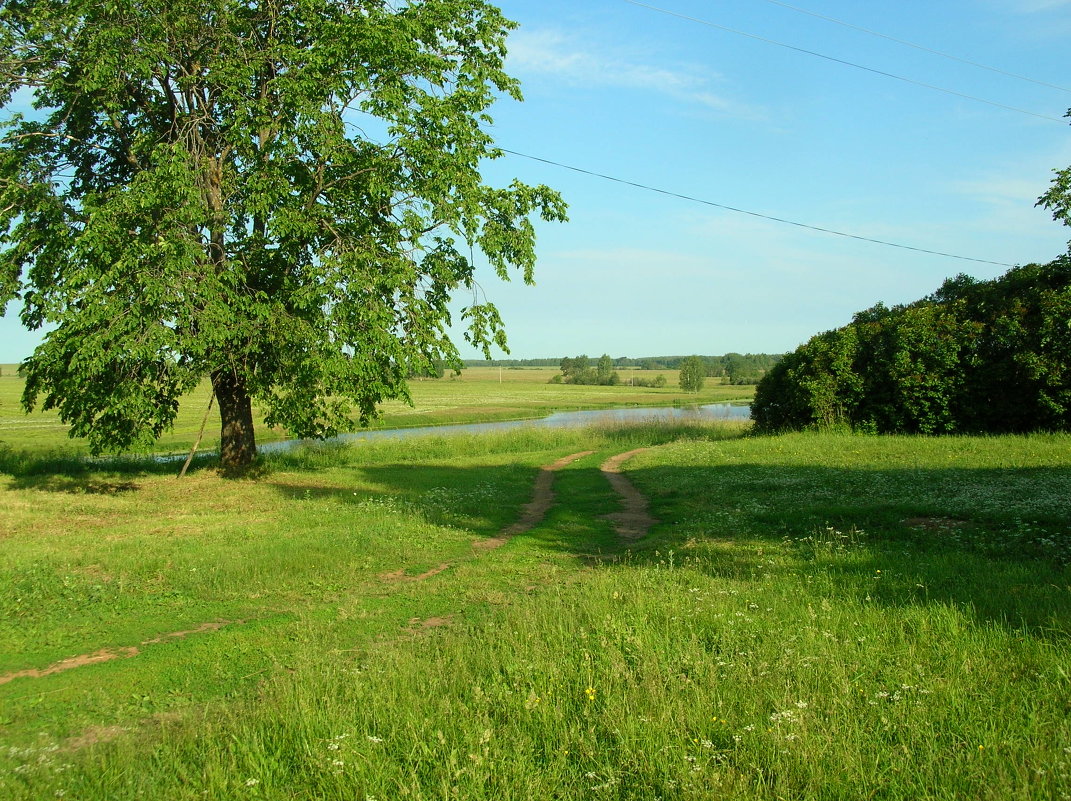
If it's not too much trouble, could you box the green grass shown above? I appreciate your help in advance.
[1,424,1069,799]
[0,364,753,457]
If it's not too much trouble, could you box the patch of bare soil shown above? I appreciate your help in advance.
[601,448,658,540]
[140,620,234,645]
[473,450,594,551]
[0,647,140,686]
[62,725,129,751]
[380,563,452,583]
[406,615,454,631]
[0,620,241,686]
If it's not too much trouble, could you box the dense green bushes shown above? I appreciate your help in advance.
[752,257,1071,434]
[553,354,621,385]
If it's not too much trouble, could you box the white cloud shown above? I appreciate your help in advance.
[506,28,764,119]
[944,149,1071,252]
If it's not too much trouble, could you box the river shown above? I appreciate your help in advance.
[260,403,751,453]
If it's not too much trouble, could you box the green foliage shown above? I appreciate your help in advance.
[628,373,667,388]
[556,354,619,386]
[596,353,614,385]
[713,352,781,383]
[753,258,1071,434]
[0,0,566,468]
[477,354,784,381]
[678,355,705,393]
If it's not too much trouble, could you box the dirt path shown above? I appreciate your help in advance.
[380,450,594,582]
[473,450,594,551]
[379,563,452,583]
[600,448,658,540]
[7,447,657,687]
[0,621,238,687]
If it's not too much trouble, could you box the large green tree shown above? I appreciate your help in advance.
[0,0,565,469]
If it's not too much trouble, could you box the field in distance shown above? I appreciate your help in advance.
[0,364,753,457]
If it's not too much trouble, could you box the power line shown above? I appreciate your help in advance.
[621,0,1066,123]
[498,148,1019,268]
[760,0,1071,94]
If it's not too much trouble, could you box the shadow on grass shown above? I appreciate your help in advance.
[5,425,1068,639]
[0,445,220,488]
[285,455,1070,638]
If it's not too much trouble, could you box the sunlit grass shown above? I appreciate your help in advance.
[1,424,1068,799]
[0,364,753,457]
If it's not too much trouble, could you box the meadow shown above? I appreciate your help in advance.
[1,417,1069,800]
[0,365,752,457]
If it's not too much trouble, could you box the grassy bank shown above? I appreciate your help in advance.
[1,423,1069,799]
[0,364,752,457]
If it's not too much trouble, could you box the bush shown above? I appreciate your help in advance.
[753,258,1071,434]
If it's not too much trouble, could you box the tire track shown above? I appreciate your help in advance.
[472,450,594,551]
[379,450,594,581]
[600,448,658,540]
[0,621,239,687]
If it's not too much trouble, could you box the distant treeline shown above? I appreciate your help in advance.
[462,353,783,384]
[752,258,1071,434]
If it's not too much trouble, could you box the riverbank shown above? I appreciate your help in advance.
[0,365,754,458]
[263,403,751,454]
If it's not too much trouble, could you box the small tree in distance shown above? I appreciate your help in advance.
[597,354,615,385]
[556,354,619,385]
[679,356,706,393]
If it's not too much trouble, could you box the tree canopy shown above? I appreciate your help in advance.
[678,355,705,393]
[555,354,620,386]
[751,258,1071,434]
[754,132,1071,436]
[0,0,566,469]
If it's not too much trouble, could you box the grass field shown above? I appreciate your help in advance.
[0,365,753,457]
[1,421,1069,800]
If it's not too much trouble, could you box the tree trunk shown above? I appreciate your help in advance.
[212,369,257,472]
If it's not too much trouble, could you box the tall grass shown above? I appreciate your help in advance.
[1,424,1069,800]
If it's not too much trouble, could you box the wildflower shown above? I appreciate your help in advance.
[585,687,596,701]
[244,778,259,787]
[367,735,383,743]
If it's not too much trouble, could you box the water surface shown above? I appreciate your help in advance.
[262,403,750,453]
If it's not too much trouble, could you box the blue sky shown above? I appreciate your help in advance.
[3,0,1071,362]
